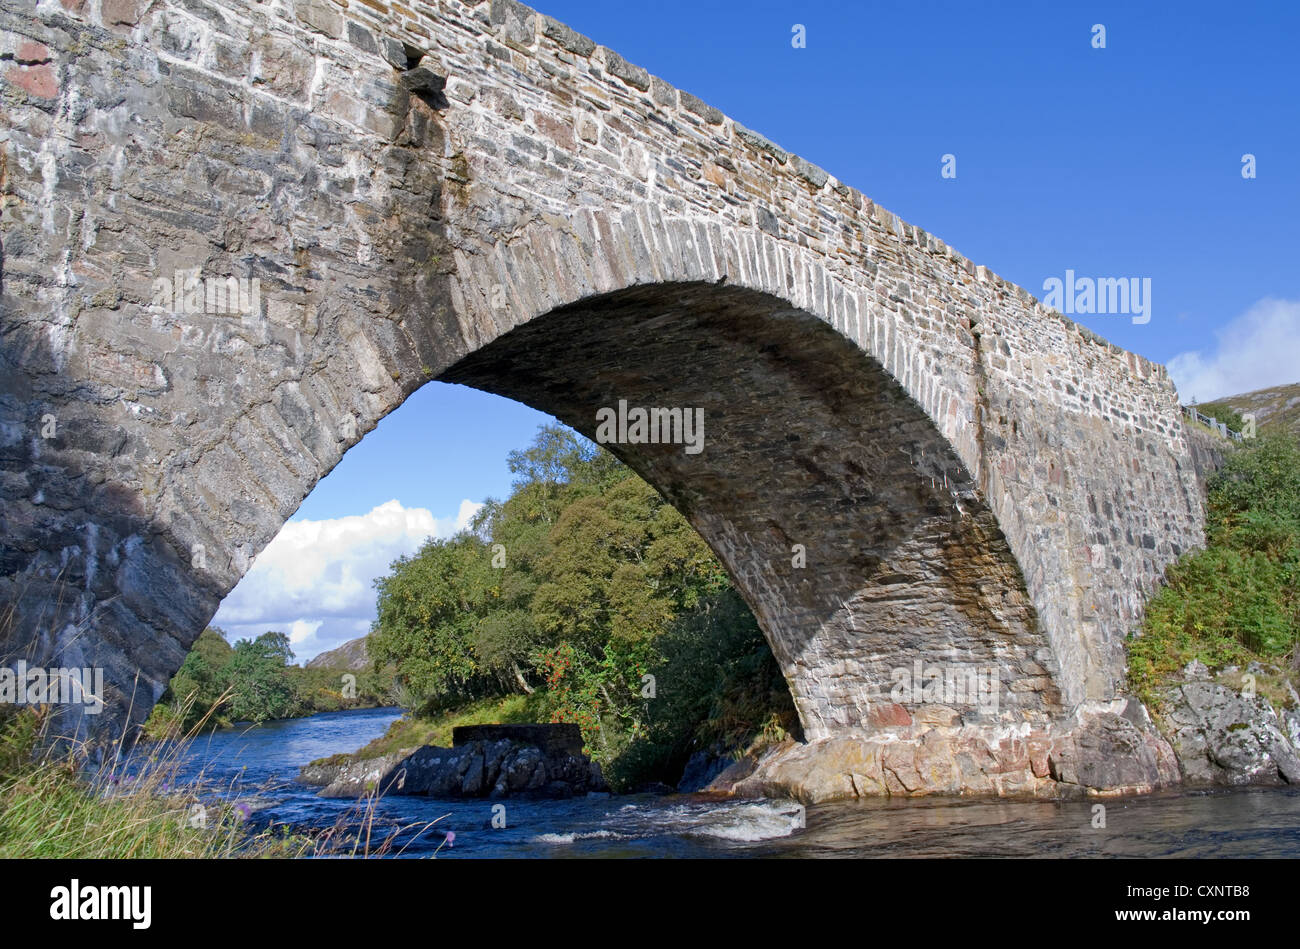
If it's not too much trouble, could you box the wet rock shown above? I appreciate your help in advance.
[1159,677,1300,787]
[677,749,732,792]
[1047,702,1180,793]
[302,735,607,799]
[299,750,413,797]
[704,704,1181,804]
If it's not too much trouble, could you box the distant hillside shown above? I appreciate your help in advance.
[1194,382,1300,440]
[305,636,370,671]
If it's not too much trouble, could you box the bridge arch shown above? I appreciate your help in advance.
[438,273,1063,740]
[0,0,1203,784]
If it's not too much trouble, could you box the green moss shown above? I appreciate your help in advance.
[308,752,354,768]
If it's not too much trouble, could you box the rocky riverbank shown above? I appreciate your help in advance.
[1156,660,1300,786]
[684,663,1300,804]
[692,700,1179,804]
[300,665,1300,806]
[298,723,608,799]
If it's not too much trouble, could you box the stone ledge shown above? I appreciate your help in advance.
[300,733,606,799]
[706,703,1182,805]
[452,722,584,757]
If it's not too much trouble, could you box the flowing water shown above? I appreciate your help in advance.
[167,706,1300,858]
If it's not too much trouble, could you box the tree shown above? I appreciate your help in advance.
[364,423,793,785]
[221,632,297,723]
[531,477,726,652]
[145,628,234,735]
[369,533,498,712]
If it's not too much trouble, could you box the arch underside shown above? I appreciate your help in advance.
[440,282,1066,740]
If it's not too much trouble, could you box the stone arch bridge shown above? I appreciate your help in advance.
[0,0,1204,796]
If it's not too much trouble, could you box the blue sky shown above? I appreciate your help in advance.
[215,0,1300,659]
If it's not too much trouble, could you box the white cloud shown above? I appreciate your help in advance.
[287,619,322,646]
[212,498,482,662]
[1167,298,1300,404]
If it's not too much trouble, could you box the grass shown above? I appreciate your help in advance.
[0,701,452,858]
[0,700,306,858]
[1127,618,1297,714]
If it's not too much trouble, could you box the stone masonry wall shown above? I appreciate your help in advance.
[0,0,1205,764]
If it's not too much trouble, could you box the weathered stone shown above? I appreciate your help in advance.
[716,731,1059,804]
[401,56,445,95]
[453,723,583,757]
[601,48,649,91]
[541,16,595,56]
[380,36,410,69]
[792,155,828,189]
[733,122,789,163]
[1045,702,1181,793]
[1159,676,1300,787]
[459,750,485,794]
[576,113,598,143]
[296,0,343,37]
[101,0,143,27]
[304,736,607,799]
[649,75,675,108]
[301,750,412,797]
[679,91,722,124]
[0,0,1208,801]
[346,21,379,57]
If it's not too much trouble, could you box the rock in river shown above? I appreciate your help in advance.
[298,723,607,799]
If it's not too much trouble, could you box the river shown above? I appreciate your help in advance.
[167,706,1300,858]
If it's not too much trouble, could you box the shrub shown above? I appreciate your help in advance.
[1128,432,1300,707]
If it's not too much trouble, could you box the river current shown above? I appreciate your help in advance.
[167,706,1300,858]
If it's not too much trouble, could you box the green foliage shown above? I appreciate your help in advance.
[1129,432,1300,707]
[369,532,503,713]
[608,589,802,791]
[285,662,393,717]
[366,424,796,789]
[145,628,238,736]
[222,632,297,724]
[1206,432,1300,535]
[1194,401,1247,434]
[532,476,726,652]
[145,627,395,737]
